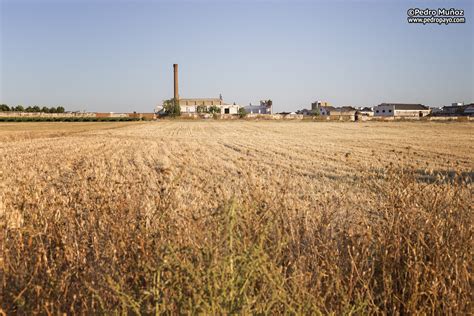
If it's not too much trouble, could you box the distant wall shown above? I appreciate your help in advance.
[0,111,96,117]
[136,113,156,120]
[245,114,303,120]
[173,114,473,122]
[3,111,470,122]
[428,116,473,121]
[394,110,430,117]
[0,112,156,120]
[96,113,128,118]
[177,113,240,120]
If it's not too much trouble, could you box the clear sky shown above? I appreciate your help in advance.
[1,0,472,112]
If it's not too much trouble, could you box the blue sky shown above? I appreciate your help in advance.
[1,0,472,112]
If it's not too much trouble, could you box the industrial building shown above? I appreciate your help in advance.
[157,64,241,115]
[178,98,239,114]
[373,103,431,117]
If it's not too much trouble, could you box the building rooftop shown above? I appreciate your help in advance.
[320,106,336,111]
[379,103,428,110]
[339,106,357,112]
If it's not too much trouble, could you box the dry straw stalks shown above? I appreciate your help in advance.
[2,167,472,314]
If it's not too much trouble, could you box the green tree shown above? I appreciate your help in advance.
[238,107,247,118]
[25,106,33,112]
[49,107,57,113]
[163,98,181,116]
[173,100,180,116]
[32,106,41,112]
[196,105,208,113]
[15,105,24,112]
[0,104,10,111]
[56,106,65,113]
[208,105,221,114]
[163,99,173,115]
[41,106,49,113]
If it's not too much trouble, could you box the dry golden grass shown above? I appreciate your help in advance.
[1,121,473,314]
[0,121,142,142]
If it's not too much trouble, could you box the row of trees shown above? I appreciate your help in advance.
[0,104,66,113]
[197,105,221,114]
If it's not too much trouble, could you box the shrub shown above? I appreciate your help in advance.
[238,107,247,118]
[208,105,221,114]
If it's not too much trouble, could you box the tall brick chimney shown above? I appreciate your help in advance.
[173,64,179,101]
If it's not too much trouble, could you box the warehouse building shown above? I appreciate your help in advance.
[373,103,431,117]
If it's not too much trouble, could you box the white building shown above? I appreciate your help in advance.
[374,103,431,117]
[220,104,240,115]
[157,97,240,115]
[243,100,272,114]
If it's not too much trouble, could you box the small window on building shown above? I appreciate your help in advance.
[388,109,392,113]
[376,110,379,113]
[382,110,385,113]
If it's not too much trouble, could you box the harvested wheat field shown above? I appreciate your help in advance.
[1,121,473,314]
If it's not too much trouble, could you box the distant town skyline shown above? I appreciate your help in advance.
[1,0,472,112]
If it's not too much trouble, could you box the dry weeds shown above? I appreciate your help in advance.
[1,121,472,314]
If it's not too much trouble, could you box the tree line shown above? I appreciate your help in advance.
[0,104,66,113]
[0,116,141,122]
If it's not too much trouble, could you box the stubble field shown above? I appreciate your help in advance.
[1,121,472,314]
